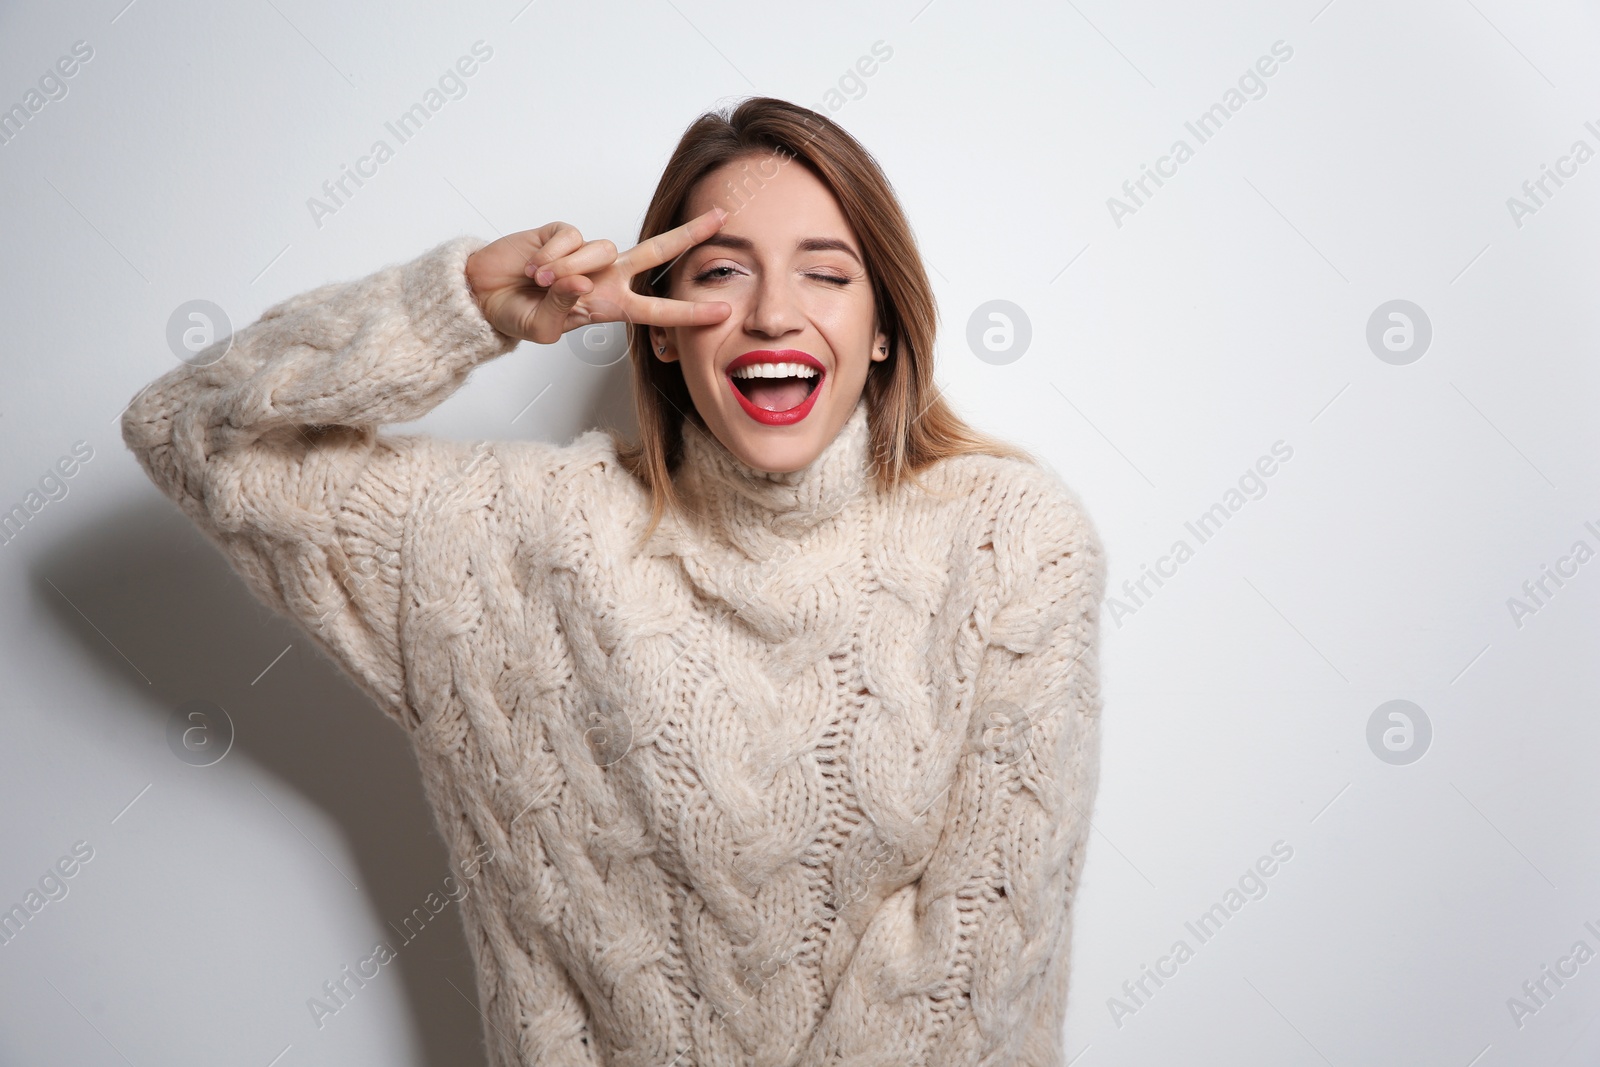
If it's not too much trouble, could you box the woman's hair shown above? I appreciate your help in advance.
[612,95,1034,543]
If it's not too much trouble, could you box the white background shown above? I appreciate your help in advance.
[2,1,1597,1064]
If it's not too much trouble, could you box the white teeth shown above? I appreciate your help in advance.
[729,362,820,379]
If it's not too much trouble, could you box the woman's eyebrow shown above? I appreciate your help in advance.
[796,238,864,265]
[693,233,863,266]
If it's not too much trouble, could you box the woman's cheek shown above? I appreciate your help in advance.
[811,306,871,351]
[801,298,856,333]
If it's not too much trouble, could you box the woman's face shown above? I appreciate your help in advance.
[649,151,888,475]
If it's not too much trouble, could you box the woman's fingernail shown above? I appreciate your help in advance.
[535,267,553,285]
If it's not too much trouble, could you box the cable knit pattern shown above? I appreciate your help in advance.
[120,235,1108,1067]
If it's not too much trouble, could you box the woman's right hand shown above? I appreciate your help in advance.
[465,207,733,345]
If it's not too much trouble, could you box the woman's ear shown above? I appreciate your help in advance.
[650,326,677,363]
[871,328,890,362]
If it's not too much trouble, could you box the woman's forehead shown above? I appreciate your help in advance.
[686,155,852,237]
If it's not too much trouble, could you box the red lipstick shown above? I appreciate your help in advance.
[725,349,826,426]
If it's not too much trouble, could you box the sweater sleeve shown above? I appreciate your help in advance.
[803,484,1107,1067]
[120,235,522,730]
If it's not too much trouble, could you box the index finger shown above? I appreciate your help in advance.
[617,206,728,280]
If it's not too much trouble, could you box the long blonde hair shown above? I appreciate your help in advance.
[612,96,1034,544]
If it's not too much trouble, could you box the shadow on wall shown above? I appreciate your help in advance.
[33,497,489,1067]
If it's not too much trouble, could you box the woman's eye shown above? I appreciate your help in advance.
[690,266,852,286]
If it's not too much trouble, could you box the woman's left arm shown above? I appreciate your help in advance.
[801,480,1108,1066]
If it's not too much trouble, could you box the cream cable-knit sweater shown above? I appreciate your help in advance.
[120,235,1108,1067]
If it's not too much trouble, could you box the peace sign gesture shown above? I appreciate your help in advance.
[465,207,733,346]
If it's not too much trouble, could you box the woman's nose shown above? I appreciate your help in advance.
[743,275,805,337]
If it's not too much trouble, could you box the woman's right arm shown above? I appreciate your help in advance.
[120,235,522,730]
[120,212,731,730]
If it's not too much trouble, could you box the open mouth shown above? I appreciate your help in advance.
[728,363,821,412]
[725,350,827,425]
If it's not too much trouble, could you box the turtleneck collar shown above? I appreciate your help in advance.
[672,393,873,542]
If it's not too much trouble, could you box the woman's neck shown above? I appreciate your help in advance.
[671,394,873,544]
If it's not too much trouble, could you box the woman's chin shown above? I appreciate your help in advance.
[700,379,839,473]
[709,403,831,474]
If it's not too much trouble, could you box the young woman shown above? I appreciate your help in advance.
[122,96,1107,1066]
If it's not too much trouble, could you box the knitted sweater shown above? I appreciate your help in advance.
[120,235,1108,1067]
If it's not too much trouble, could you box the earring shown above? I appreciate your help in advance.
[657,345,665,353]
